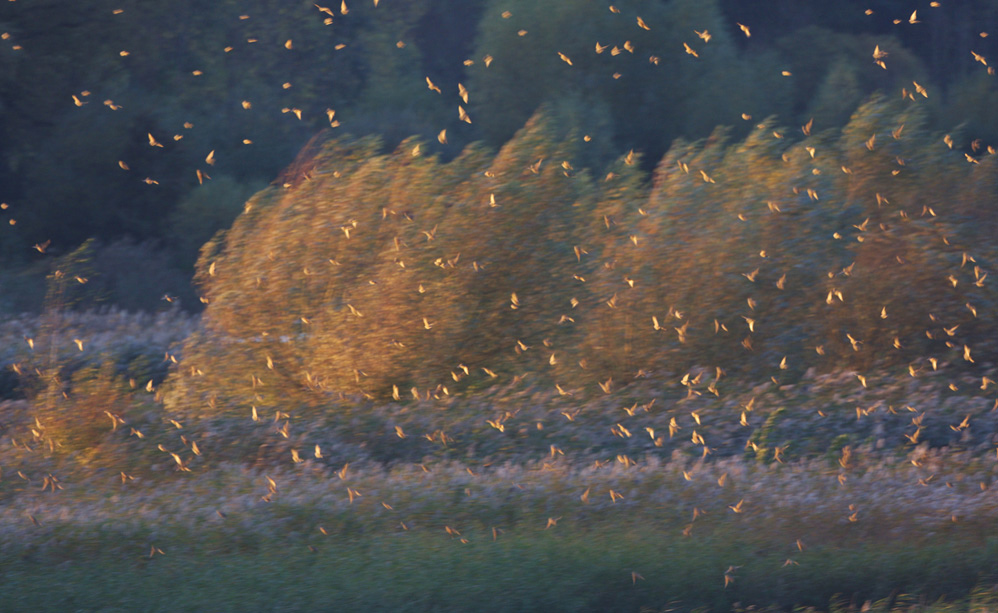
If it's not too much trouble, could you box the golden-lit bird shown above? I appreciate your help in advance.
[104,410,124,431]
[724,566,740,588]
[737,23,751,37]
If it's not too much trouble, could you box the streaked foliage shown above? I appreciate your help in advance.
[169,97,997,415]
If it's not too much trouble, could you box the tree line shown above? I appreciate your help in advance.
[0,0,995,311]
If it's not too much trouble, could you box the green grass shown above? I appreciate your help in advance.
[2,451,998,612]
[4,309,998,612]
[3,521,997,612]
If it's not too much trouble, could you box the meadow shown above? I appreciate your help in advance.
[2,310,998,612]
[3,1,998,610]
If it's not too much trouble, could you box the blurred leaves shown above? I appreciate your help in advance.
[173,98,997,416]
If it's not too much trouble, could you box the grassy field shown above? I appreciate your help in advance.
[2,310,998,612]
[2,444,998,611]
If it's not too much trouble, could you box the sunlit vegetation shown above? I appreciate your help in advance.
[2,0,998,611]
[172,98,996,409]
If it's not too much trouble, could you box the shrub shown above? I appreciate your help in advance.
[168,97,998,419]
[168,111,599,413]
[28,360,132,455]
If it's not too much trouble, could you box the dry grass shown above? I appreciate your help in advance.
[2,309,998,611]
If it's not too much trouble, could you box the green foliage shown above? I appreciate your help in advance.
[166,175,266,271]
[806,59,865,129]
[939,71,998,150]
[468,0,791,165]
[38,238,196,312]
[775,27,930,122]
[0,0,438,253]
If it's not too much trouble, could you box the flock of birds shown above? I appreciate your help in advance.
[0,1,991,222]
[1,0,997,595]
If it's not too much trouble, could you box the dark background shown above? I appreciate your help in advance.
[0,0,995,312]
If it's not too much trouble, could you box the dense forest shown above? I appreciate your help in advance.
[0,0,996,313]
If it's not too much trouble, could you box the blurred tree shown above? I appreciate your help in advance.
[806,59,864,129]
[775,27,931,123]
[467,0,791,168]
[165,95,998,417]
[0,0,439,259]
[166,174,265,271]
[167,109,602,411]
[939,71,998,150]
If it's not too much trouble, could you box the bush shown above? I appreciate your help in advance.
[168,111,599,413]
[168,97,998,419]
[28,360,132,455]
